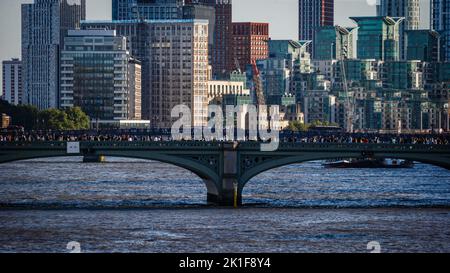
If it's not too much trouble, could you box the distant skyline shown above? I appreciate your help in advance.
[0,0,431,92]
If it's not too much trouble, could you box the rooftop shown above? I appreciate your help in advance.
[81,19,209,25]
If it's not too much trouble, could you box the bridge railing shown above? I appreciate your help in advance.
[237,142,450,152]
[0,141,225,150]
[1,141,449,152]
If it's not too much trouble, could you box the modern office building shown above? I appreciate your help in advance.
[351,16,404,61]
[60,30,142,124]
[22,0,86,110]
[112,0,184,20]
[2,59,22,105]
[406,30,441,62]
[82,19,210,128]
[377,0,420,60]
[431,0,450,61]
[313,26,356,60]
[232,22,269,72]
[298,0,334,46]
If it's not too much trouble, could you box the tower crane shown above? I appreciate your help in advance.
[251,59,266,106]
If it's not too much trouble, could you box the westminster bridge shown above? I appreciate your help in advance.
[0,141,449,206]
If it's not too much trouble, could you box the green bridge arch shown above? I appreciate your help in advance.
[237,145,450,187]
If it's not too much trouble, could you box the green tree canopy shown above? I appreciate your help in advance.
[287,120,340,132]
[65,107,90,130]
[0,100,38,130]
[1,99,90,130]
[287,121,310,132]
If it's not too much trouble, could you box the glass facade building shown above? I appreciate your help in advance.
[377,0,420,60]
[381,60,423,90]
[60,30,141,122]
[431,0,450,61]
[406,30,441,62]
[313,26,356,60]
[351,16,404,61]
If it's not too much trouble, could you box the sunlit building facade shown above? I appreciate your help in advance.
[351,16,404,61]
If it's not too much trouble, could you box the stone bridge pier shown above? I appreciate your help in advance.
[206,142,242,207]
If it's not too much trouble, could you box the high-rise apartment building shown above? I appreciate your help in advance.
[377,0,420,60]
[182,3,216,66]
[22,0,86,110]
[406,30,441,62]
[232,22,269,72]
[2,59,22,105]
[351,16,404,61]
[298,0,334,43]
[111,0,232,79]
[257,40,312,104]
[82,19,209,128]
[431,0,450,61]
[206,0,233,79]
[60,30,142,124]
[313,26,356,60]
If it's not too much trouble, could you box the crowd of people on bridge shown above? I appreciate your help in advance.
[282,135,449,145]
[0,129,449,145]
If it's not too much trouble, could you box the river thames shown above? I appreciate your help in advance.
[0,157,449,253]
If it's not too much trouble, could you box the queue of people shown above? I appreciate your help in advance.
[0,130,449,145]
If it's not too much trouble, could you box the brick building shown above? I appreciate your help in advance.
[232,22,269,72]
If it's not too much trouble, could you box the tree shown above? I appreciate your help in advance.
[38,109,70,130]
[0,99,38,130]
[288,121,310,132]
[310,120,339,127]
[1,99,91,130]
[65,107,90,130]
[38,107,90,130]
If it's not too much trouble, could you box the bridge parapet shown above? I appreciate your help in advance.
[237,142,450,152]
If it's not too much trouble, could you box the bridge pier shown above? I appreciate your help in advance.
[206,142,243,207]
[206,178,242,207]
[82,155,105,163]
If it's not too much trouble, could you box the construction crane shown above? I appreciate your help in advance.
[251,59,266,106]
